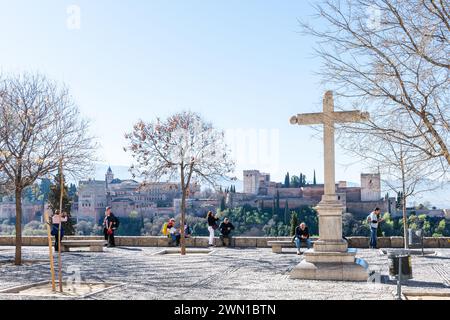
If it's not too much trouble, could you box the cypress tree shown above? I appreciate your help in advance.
[284,200,289,224]
[313,170,317,185]
[284,172,290,188]
[290,211,299,236]
[220,197,226,211]
[276,191,280,218]
[48,171,75,235]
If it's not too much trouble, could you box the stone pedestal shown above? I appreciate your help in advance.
[290,249,369,281]
[290,197,369,281]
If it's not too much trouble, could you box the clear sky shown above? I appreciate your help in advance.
[0,0,368,185]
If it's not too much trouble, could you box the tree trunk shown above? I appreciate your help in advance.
[402,195,408,250]
[180,188,186,255]
[400,151,409,250]
[14,187,22,265]
[179,165,186,256]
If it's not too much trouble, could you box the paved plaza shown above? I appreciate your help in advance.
[0,247,449,300]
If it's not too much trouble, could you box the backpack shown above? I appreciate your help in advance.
[162,222,169,236]
[111,214,120,229]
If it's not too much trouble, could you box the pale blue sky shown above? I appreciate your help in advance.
[0,0,367,184]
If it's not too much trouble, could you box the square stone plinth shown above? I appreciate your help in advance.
[290,249,369,281]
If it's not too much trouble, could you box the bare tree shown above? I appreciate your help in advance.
[346,124,445,247]
[302,0,450,168]
[125,111,235,255]
[0,73,97,265]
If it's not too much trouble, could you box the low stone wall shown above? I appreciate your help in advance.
[0,236,449,248]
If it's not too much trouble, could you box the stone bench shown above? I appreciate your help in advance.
[268,240,315,253]
[61,240,107,252]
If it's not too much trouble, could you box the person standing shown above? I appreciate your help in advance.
[219,217,235,247]
[51,210,67,251]
[367,207,384,249]
[207,211,219,247]
[292,222,312,255]
[103,207,117,247]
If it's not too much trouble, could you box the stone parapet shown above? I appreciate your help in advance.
[0,236,449,248]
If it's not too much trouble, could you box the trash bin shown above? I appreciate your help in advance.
[388,250,413,280]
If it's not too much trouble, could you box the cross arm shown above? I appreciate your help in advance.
[290,111,370,125]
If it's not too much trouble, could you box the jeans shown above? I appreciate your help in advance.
[171,234,180,246]
[208,226,215,245]
[370,227,378,248]
[294,237,312,250]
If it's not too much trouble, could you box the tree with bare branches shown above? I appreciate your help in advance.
[0,73,96,265]
[125,111,235,255]
[346,125,444,247]
[302,0,450,169]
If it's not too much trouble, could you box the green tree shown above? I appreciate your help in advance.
[220,196,226,211]
[68,183,77,199]
[290,175,300,188]
[48,171,75,235]
[39,178,52,202]
[284,200,289,224]
[23,186,34,202]
[284,172,290,188]
[433,219,446,237]
[275,191,280,218]
[313,170,317,185]
[393,218,400,235]
[290,211,299,236]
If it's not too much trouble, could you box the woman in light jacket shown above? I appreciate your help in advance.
[206,211,218,247]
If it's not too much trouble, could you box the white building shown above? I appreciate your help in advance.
[75,167,183,220]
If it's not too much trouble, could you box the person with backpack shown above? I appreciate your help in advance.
[207,211,219,247]
[103,207,117,247]
[165,218,180,246]
[367,207,384,249]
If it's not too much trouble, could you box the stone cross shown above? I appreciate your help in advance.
[290,91,369,199]
[290,91,369,254]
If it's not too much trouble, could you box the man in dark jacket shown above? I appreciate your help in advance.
[219,218,235,247]
[103,207,117,247]
[292,222,312,255]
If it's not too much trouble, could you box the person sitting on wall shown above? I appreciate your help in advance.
[292,222,312,255]
[184,223,192,238]
[219,217,235,247]
[167,218,181,246]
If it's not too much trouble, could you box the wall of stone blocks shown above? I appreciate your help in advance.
[0,236,449,248]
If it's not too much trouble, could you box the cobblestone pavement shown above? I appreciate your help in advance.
[0,246,449,300]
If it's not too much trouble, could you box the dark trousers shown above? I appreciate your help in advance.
[220,234,232,246]
[170,234,181,246]
[104,228,116,246]
[54,233,63,251]
[52,224,64,251]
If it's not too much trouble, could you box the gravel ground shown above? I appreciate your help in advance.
[0,246,449,300]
